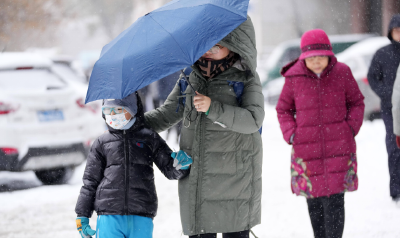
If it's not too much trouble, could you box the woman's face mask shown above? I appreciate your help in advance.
[105,113,131,129]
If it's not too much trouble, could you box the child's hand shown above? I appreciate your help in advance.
[171,150,193,170]
[76,217,96,238]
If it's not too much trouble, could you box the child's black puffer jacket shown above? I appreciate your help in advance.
[75,93,189,218]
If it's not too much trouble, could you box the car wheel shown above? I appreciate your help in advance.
[34,167,75,185]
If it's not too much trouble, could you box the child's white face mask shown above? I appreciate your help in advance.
[105,113,131,129]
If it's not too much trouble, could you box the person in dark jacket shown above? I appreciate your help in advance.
[368,14,400,202]
[75,92,192,238]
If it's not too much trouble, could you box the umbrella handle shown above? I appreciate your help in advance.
[176,94,195,99]
[180,69,196,92]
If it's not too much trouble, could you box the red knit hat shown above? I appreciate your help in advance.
[299,29,334,60]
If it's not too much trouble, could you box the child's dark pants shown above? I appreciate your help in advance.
[189,230,249,238]
[307,193,345,238]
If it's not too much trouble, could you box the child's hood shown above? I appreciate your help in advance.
[101,92,146,131]
[280,56,338,78]
[103,92,138,116]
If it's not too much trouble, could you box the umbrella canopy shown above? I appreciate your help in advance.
[85,0,249,103]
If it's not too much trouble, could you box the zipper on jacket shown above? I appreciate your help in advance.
[123,130,129,214]
[317,79,329,194]
[194,82,208,234]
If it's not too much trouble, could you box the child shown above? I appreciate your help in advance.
[276,29,365,238]
[75,92,192,238]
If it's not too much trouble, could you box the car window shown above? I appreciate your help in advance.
[52,63,87,84]
[265,46,286,70]
[277,47,301,69]
[331,42,357,54]
[266,47,301,82]
[0,69,66,90]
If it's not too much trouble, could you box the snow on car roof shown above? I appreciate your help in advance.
[336,37,390,58]
[0,52,53,70]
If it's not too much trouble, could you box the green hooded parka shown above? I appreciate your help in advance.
[144,16,264,235]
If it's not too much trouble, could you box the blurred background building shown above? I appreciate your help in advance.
[251,0,400,54]
[1,0,400,56]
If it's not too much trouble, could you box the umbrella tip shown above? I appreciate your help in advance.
[145,12,150,16]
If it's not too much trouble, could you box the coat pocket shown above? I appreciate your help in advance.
[204,152,237,175]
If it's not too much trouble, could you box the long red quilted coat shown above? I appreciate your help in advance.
[276,56,365,198]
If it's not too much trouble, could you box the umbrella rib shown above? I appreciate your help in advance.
[208,3,247,19]
[148,14,190,63]
[149,4,246,62]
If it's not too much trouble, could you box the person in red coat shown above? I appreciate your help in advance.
[276,29,365,238]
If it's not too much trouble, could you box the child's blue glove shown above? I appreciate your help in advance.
[76,217,96,238]
[171,150,193,170]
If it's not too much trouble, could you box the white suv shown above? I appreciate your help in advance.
[0,53,105,184]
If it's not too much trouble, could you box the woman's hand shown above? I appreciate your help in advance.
[193,91,211,112]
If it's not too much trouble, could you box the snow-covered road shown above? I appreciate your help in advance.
[0,105,399,238]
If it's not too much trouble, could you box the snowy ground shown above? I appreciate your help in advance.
[0,104,399,238]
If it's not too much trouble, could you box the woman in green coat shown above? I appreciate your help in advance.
[144,16,264,237]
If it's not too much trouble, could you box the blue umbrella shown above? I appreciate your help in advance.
[85,0,249,103]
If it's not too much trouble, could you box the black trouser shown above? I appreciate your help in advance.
[381,108,400,198]
[189,230,249,238]
[307,193,345,238]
